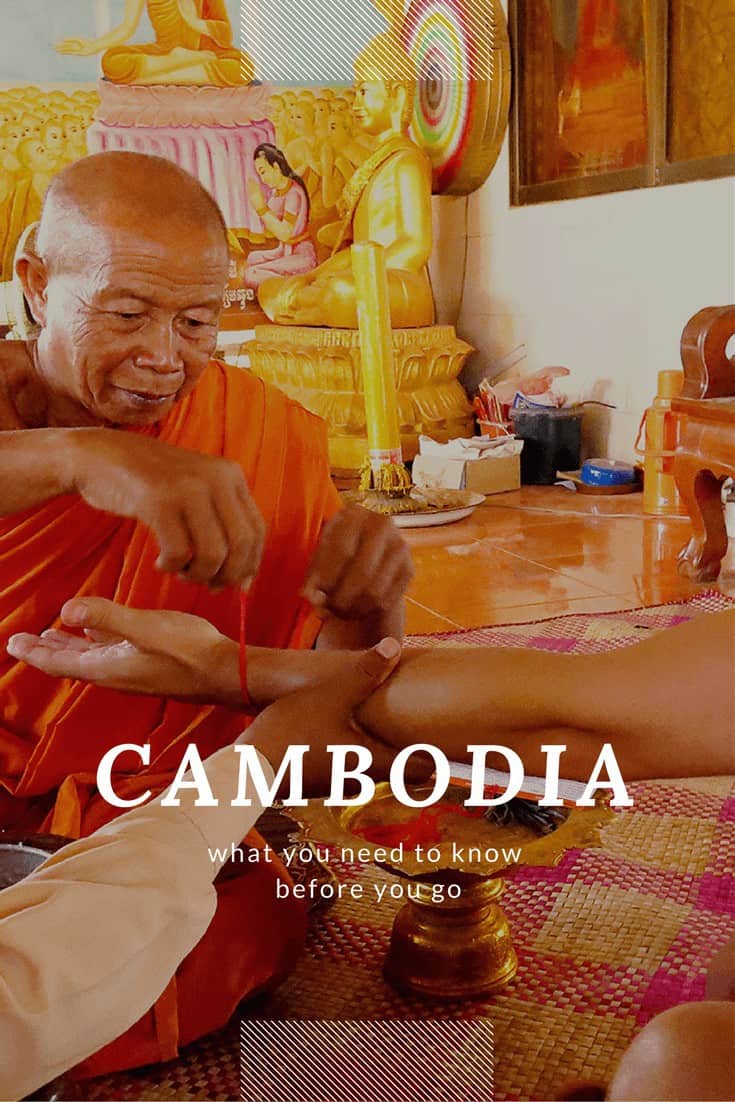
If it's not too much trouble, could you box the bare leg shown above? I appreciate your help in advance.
[357,610,735,780]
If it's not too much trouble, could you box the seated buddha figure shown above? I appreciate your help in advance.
[258,32,435,329]
[56,0,254,86]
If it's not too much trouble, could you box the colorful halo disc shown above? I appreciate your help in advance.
[402,0,511,195]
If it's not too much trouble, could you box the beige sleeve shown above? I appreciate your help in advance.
[0,745,273,1101]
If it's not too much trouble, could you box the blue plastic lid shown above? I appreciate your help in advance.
[581,459,636,486]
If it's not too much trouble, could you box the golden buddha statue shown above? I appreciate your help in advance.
[56,0,254,86]
[258,30,435,329]
[249,3,474,476]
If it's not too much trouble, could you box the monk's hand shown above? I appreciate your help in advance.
[69,429,265,588]
[6,597,233,701]
[302,505,414,621]
[244,638,430,797]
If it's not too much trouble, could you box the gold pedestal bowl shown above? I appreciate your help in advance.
[298,784,612,1001]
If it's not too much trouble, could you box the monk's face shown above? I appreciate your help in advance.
[33,220,228,426]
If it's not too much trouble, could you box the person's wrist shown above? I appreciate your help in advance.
[61,427,100,496]
[204,634,244,708]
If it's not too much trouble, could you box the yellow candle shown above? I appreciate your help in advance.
[351,241,404,479]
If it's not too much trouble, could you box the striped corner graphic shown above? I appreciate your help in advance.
[239,0,498,86]
[240,1019,495,1101]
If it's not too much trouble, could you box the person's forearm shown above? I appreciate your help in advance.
[0,743,272,1101]
[0,428,78,514]
[356,645,568,751]
[549,611,735,777]
[206,612,735,780]
[358,612,735,780]
[210,638,349,709]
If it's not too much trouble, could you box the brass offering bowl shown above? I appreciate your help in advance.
[298,784,612,1000]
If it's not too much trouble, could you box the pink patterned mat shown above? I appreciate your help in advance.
[78,593,735,1102]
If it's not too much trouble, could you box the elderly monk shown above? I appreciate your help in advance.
[0,150,413,1076]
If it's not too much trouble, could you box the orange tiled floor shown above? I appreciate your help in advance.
[403,486,735,634]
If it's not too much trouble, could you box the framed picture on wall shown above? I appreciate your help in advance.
[656,0,735,185]
[510,0,655,204]
[510,0,735,205]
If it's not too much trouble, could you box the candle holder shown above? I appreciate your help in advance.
[297,784,612,1000]
[342,484,486,523]
[349,241,485,524]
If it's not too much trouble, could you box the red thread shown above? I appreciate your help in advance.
[239,592,251,710]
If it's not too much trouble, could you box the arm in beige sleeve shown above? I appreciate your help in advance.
[0,746,273,1102]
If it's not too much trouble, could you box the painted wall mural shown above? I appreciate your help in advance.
[1,0,510,328]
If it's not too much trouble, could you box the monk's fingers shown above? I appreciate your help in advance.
[211,479,265,590]
[152,509,194,576]
[302,507,362,608]
[324,522,388,616]
[179,490,230,586]
[328,533,413,619]
[361,548,415,616]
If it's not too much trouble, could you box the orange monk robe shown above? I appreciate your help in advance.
[0,359,342,1075]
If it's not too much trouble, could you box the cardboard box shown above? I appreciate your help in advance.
[412,452,521,495]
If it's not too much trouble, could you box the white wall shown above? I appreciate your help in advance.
[448,135,735,462]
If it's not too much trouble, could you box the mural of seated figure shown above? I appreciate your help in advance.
[244,144,317,289]
[57,0,255,86]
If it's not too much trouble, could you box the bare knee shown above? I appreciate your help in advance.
[609,1002,735,1101]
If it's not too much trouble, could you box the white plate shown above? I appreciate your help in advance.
[392,505,478,528]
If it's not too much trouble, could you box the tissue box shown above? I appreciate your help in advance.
[412,452,521,495]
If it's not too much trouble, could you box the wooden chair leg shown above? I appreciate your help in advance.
[675,460,728,581]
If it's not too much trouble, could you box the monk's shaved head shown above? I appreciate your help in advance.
[20,151,230,427]
[36,151,228,272]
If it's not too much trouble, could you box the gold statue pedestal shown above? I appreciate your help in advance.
[248,323,475,477]
[385,874,518,1000]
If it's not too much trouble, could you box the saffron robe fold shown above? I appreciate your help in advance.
[0,359,341,1073]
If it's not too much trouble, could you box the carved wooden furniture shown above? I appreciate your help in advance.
[673,305,735,581]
